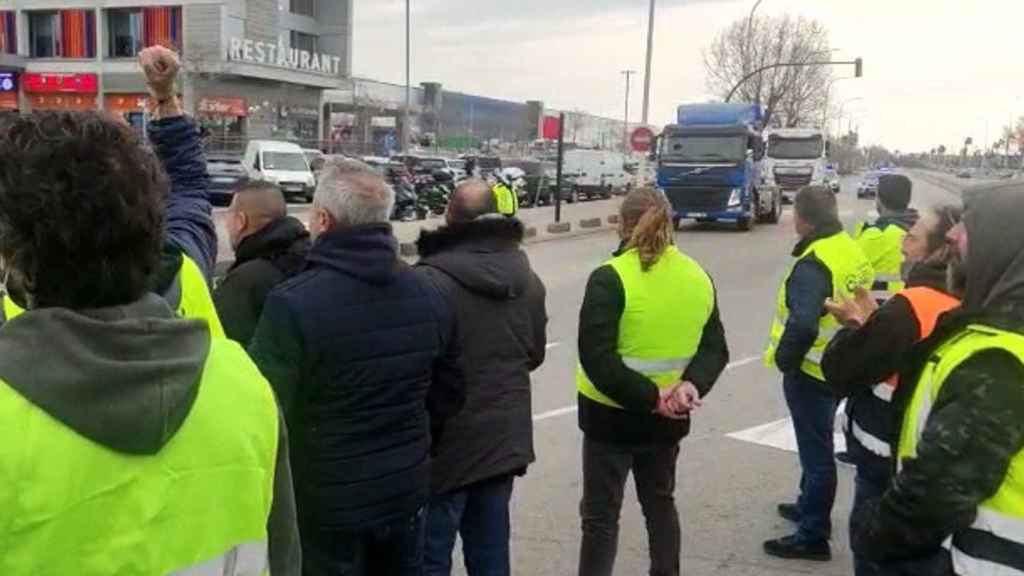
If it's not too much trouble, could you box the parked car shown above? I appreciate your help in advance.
[503,159,577,206]
[957,168,973,179]
[857,172,880,198]
[207,155,248,207]
[460,154,503,178]
[242,140,316,202]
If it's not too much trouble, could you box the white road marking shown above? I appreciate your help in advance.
[726,417,847,454]
[532,355,762,423]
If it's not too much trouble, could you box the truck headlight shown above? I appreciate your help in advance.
[728,187,742,207]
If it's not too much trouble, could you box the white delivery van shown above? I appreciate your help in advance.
[563,150,632,200]
[242,140,317,202]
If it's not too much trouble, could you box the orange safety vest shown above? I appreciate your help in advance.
[883,286,960,388]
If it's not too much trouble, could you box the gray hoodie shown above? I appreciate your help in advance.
[0,294,300,574]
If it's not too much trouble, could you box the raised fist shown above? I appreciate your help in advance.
[139,46,181,101]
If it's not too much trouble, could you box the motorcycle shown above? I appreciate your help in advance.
[414,169,453,216]
[387,165,424,222]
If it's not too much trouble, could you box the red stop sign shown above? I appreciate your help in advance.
[630,127,655,153]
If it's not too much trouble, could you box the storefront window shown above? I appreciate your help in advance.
[290,31,318,54]
[0,12,16,55]
[290,0,317,18]
[107,7,181,57]
[108,9,143,58]
[30,10,96,58]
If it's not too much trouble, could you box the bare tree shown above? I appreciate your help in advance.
[704,14,833,128]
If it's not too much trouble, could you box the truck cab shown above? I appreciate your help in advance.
[761,128,835,202]
[654,103,780,231]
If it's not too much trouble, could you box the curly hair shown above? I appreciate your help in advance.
[620,187,674,271]
[0,112,167,309]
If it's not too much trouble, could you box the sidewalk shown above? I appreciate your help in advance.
[213,198,623,265]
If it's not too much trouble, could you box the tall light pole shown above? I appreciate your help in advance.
[403,0,411,152]
[641,0,656,125]
[744,0,764,103]
[622,70,636,152]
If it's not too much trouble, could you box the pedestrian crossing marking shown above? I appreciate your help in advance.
[726,417,847,454]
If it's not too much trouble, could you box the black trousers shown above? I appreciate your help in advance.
[302,508,426,576]
[578,437,681,576]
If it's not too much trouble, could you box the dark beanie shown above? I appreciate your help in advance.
[878,174,912,211]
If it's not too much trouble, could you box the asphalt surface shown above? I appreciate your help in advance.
[456,173,962,576]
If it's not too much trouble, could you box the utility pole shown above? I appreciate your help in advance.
[402,0,411,152]
[641,0,656,125]
[622,70,636,153]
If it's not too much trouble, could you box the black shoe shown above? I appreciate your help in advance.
[777,503,801,524]
[836,451,856,465]
[763,535,831,561]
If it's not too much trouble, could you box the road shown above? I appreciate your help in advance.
[456,174,962,576]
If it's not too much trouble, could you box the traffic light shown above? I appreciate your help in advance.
[855,57,864,78]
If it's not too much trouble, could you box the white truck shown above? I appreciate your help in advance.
[761,128,838,202]
[562,150,633,199]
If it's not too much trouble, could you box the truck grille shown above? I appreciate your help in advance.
[774,171,812,189]
[663,186,731,213]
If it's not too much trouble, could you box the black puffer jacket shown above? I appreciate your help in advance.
[214,216,310,347]
[249,224,464,532]
[415,218,548,496]
[851,183,1024,572]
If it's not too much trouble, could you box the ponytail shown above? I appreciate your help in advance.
[620,188,674,271]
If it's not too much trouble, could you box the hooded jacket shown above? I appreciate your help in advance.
[249,223,464,533]
[415,217,547,495]
[214,216,310,347]
[851,183,1024,571]
[0,294,300,575]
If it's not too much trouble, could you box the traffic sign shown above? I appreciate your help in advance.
[630,127,655,153]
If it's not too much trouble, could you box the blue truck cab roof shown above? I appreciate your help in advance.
[676,103,764,128]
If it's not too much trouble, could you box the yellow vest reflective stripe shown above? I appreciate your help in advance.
[0,255,224,338]
[493,183,519,216]
[577,246,715,409]
[765,231,874,381]
[898,325,1024,575]
[0,338,279,575]
[855,222,907,302]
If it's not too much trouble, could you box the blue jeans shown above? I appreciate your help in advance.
[783,371,838,542]
[424,475,515,576]
[302,508,426,576]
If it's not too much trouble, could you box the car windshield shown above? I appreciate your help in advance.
[208,159,241,170]
[263,152,308,172]
[662,135,746,163]
[449,160,466,170]
[420,159,448,170]
[767,136,824,159]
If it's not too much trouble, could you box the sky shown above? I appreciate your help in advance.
[353,0,1024,153]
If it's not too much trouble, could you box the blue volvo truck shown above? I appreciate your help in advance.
[654,103,781,231]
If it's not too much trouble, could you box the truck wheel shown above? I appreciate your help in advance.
[765,194,782,224]
[737,216,753,231]
[672,216,683,231]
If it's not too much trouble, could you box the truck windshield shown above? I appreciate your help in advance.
[662,135,746,163]
[767,136,824,159]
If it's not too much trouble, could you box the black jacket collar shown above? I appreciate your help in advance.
[416,217,524,258]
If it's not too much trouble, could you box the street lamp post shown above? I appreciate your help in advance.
[725,58,862,102]
[403,0,411,152]
[622,70,636,153]
[641,0,656,125]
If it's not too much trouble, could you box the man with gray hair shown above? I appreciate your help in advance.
[250,158,466,576]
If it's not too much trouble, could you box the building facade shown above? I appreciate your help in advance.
[0,0,352,144]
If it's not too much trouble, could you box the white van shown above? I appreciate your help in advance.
[563,150,632,199]
[242,140,317,202]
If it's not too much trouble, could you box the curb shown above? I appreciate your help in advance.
[579,217,602,229]
[547,222,572,234]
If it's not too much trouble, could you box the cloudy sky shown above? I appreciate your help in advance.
[353,1,1024,153]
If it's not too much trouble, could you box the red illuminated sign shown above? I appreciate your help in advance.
[24,73,99,94]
